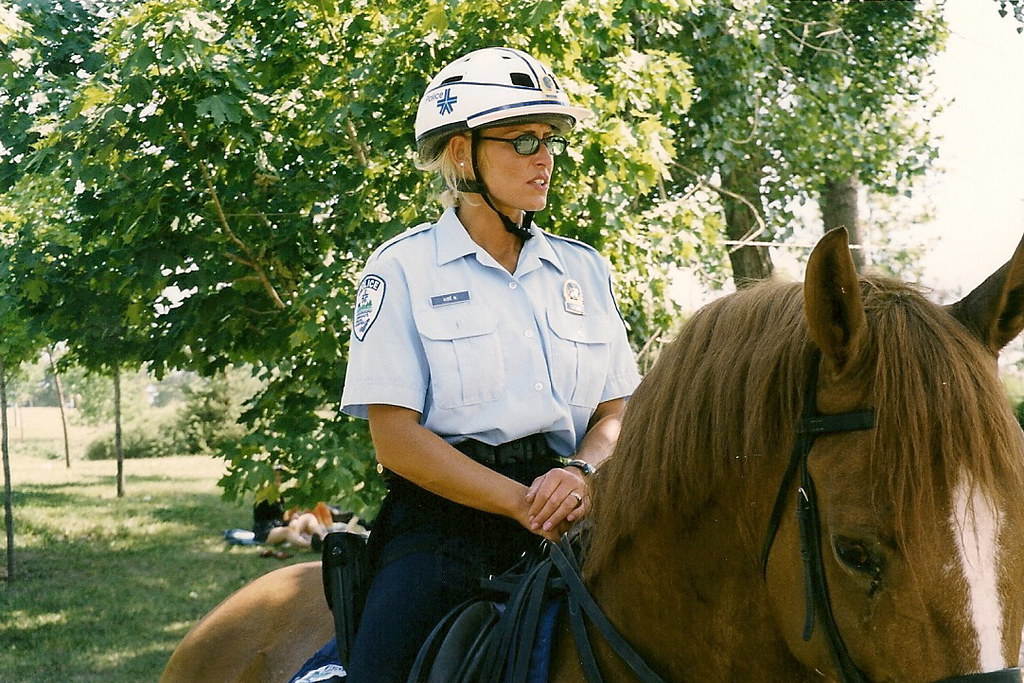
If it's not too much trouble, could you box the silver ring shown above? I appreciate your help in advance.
[570,491,583,508]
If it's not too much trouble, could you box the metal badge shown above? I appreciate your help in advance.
[563,279,584,315]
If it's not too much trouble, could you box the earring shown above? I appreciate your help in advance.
[459,162,465,167]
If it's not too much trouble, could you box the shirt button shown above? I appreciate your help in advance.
[524,330,534,338]
[534,382,544,391]
[508,282,518,290]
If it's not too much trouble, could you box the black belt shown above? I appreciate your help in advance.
[454,434,552,466]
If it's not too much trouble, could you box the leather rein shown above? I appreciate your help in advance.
[551,350,1021,682]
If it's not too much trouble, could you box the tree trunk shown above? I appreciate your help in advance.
[1,356,14,581]
[46,347,72,469]
[821,176,864,271]
[114,364,124,498]
[722,165,774,286]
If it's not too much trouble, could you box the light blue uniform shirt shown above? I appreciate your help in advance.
[341,208,642,456]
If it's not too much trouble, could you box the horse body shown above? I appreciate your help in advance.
[161,561,333,683]
[163,228,1024,682]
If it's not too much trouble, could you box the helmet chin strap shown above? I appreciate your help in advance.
[468,130,534,241]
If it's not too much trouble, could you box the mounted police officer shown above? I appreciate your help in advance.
[330,46,641,682]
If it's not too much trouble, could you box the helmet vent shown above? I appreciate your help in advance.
[441,75,463,85]
[509,72,536,88]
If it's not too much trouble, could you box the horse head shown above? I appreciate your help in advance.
[765,228,1024,682]
[581,229,1024,682]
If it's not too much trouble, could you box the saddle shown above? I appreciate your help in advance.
[407,550,563,683]
[407,536,667,683]
[320,532,665,683]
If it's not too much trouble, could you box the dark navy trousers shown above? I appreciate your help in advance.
[345,546,479,682]
[304,453,559,682]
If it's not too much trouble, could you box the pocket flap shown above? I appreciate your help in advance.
[547,310,609,345]
[417,306,497,341]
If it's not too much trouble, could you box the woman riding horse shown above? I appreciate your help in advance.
[164,229,1024,682]
[302,46,641,682]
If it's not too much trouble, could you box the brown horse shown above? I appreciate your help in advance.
[162,228,1024,682]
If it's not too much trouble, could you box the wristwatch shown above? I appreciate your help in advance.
[565,459,596,477]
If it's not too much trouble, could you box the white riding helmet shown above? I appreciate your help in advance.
[415,47,592,160]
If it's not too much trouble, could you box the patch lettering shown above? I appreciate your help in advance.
[353,274,386,341]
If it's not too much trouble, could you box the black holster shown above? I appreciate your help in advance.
[321,531,371,666]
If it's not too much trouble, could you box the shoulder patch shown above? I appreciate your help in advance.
[353,274,386,341]
[370,222,433,261]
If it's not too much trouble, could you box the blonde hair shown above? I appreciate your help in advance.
[415,134,477,208]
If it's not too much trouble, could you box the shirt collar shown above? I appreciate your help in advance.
[435,208,479,266]
[519,228,565,275]
[433,207,566,274]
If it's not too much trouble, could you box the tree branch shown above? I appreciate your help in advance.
[345,118,369,167]
[177,125,287,310]
[675,163,768,250]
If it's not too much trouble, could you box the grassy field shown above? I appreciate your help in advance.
[1,408,318,682]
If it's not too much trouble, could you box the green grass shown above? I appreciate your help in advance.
[2,408,317,683]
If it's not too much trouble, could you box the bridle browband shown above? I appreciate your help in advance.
[759,350,1022,683]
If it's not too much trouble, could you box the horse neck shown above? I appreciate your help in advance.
[567,479,814,681]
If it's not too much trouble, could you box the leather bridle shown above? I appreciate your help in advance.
[759,350,1022,683]
[546,350,1021,682]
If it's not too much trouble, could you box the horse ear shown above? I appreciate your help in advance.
[803,227,867,374]
[945,232,1024,355]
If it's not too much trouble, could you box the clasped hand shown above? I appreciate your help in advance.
[523,466,589,541]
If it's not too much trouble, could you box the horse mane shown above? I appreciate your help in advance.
[588,275,1024,574]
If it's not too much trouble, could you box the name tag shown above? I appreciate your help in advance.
[430,290,471,307]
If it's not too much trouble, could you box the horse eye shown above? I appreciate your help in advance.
[833,536,877,574]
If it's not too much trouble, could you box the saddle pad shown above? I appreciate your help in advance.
[289,639,345,683]
[527,600,560,683]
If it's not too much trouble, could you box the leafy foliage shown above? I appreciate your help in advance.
[996,0,1024,32]
[167,374,246,455]
[0,0,969,511]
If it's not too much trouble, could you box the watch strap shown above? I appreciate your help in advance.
[565,459,595,477]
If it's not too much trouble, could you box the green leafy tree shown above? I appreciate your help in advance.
[663,1,947,281]
[0,231,47,582]
[1,0,954,513]
[170,374,244,454]
[11,0,707,510]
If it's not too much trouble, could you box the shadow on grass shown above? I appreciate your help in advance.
[1,464,316,683]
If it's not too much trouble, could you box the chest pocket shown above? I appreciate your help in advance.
[546,311,610,408]
[416,305,505,409]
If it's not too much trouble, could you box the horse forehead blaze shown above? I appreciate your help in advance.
[951,474,1008,672]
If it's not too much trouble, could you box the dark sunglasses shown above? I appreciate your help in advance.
[477,133,569,156]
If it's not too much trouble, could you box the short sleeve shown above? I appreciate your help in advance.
[600,273,642,402]
[341,257,429,419]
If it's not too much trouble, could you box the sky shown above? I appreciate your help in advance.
[919,0,1024,296]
